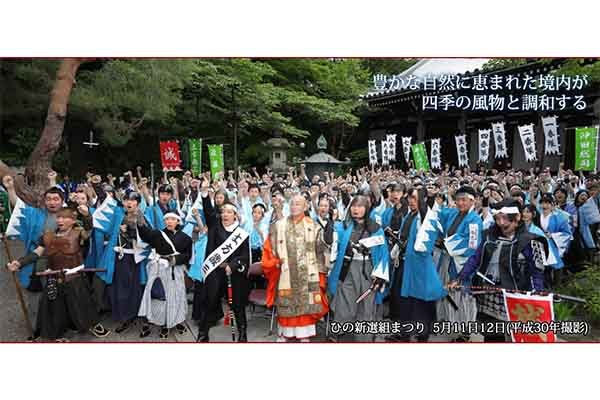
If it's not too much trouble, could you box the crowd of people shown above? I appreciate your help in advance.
[1,161,600,342]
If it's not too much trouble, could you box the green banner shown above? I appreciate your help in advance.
[411,142,430,171]
[207,144,224,178]
[188,138,202,177]
[575,127,598,171]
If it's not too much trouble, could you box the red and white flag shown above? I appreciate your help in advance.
[160,140,182,171]
[503,290,556,343]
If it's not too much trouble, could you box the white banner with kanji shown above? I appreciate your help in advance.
[491,122,508,159]
[455,134,469,167]
[478,129,491,163]
[402,136,412,164]
[386,134,397,161]
[518,124,538,162]
[430,138,441,169]
[541,115,560,155]
[381,140,390,166]
[368,140,378,165]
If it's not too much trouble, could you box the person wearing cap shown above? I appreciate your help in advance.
[136,211,192,339]
[144,184,179,230]
[328,194,390,342]
[262,194,330,342]
[6,207,110,341]
[97,191,150,334]
[450,199,547,341]
[194,179,251,342]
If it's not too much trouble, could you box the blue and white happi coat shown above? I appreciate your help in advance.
[181,193,208,282]
[4,198,48,287]
[95,198,150,285]
[539,211,572,261]
[328,221,390,305]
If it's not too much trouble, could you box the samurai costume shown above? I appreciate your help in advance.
[194,193,251,342]
[97,196,149,328]
[5,198,56,289]
[457,221,546,342]
[137,214,192,333]
[389,202,447,342]
[328,210,389,342]
[262,215,329,340]
[17,224,102,340]
[431,189,483,333]
[539,210,572,263]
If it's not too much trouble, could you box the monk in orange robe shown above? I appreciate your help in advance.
[262,194,329,342]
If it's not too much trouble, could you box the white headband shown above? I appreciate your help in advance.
[221,203,238,213]
[163,212,182,223]
[455,193,475,201]
[491,207,520,215]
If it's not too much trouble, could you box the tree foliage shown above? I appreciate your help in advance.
[1,58,419,175]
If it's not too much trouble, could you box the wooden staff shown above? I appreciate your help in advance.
[1,234,34,337]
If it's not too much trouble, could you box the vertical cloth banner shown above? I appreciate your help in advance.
[207,144,225,178]
[518,124,538,162]
[188,138,202,177]
[430,138,441,169]
[478,129,491,163]
[402,137,412,164]
[381,140,390,166]
[503,290,556,343]
[541,116,560,155]
[455,134,469,168]
[491,122,508,159]
[368,140,378,166]
[575,126,599,171]
[160,140,182,171]
[411,143,430,171]
[386,134,397,161]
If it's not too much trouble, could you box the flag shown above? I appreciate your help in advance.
[541,116,560,155]
[412,142,430,171]
[455,134,469,167]
[208,144,225,177]
[368,140,378,166]
[402,137,412,164]
[160,140,182,171]
[575,126,599,171]
[430,138,441,169]
[478,129,491,163]
[386,134,397,161]
[518,124,538,162]
[503,290,556,343]
[381,140,390,166]
[491,122,508,159]
[188,138,202,177]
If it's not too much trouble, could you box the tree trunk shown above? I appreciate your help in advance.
[0,59,86,207]
[26,59,83,191]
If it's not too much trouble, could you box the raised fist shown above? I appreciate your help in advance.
[2,175,14,189]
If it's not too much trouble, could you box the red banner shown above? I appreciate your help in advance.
[159,141,182,171]
[503,290,556,343]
